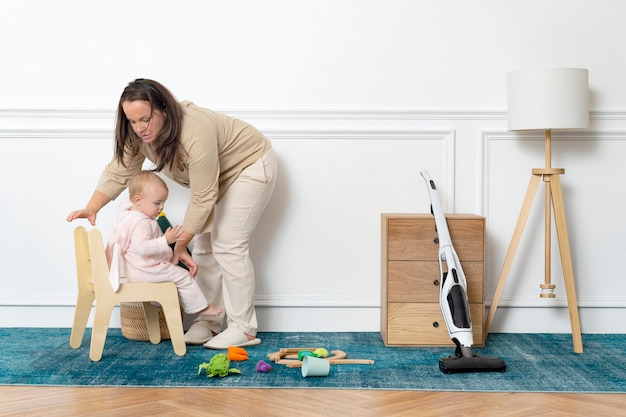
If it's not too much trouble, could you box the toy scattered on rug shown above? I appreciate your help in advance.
[255,360,274,373]
[227,346,249,361]
[198,353,242,378]
[267,347,374,368]
[297,347,328,360]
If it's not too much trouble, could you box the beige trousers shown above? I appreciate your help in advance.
[191,148,277,336]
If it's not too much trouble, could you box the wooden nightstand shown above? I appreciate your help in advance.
[380,214,485,346]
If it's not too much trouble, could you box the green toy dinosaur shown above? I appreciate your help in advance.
[198,353,242,378]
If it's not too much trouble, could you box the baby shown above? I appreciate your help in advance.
[107,170,221,317]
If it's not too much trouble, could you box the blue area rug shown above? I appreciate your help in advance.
[1,329,624,393]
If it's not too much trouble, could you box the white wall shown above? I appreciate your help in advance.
[1,0,626,334]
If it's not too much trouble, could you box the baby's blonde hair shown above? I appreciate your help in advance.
[128,170,168,200]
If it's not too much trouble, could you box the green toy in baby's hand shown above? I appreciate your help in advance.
[198,353,242,378]
[157,212,192,270]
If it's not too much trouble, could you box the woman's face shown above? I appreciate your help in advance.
[122,100,165,144]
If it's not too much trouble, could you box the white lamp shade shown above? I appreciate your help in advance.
[508,68,589,131]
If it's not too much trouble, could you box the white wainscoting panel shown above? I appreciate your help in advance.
[2,108,626,333]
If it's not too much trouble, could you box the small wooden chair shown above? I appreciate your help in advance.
[69,226,186,361]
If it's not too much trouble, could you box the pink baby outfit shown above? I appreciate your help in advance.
[107,209,210,314]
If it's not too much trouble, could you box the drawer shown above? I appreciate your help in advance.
[386,303,484,346]
[387,217,484,262]
[387,261,483,303]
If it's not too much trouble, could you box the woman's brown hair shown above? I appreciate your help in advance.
[115,79,183,171]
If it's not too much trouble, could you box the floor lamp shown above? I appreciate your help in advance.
[484,68,589,353]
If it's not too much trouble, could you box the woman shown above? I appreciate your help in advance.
[67,78,277,349]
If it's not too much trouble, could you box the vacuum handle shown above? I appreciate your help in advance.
[420,170,453,248]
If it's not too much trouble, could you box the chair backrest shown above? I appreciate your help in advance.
[74,226,94,294]
[86,228,118,297]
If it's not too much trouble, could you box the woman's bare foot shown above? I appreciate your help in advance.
[197,305,223,316]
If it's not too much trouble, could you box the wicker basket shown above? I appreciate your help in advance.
[120,302,171,341]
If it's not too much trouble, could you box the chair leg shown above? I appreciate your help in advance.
[143,302,162,345]
[89,302,113,362]
[160,300,186,356]
[69,292,95,349]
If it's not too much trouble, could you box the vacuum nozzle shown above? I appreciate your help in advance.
[439,355,506,374]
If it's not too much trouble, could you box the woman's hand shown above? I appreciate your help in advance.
[172,230,198,277]
[172,230,197,275]
[66,191,111,226]
[173,242,197,276]
[66,208,98,226]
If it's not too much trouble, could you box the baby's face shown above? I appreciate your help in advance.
[135,183,168,219]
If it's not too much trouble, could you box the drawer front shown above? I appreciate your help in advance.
[387,217,484,262]
[386,303,484,346]
[387,261,483,303]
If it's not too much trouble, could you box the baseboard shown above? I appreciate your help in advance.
[2,305,625,333]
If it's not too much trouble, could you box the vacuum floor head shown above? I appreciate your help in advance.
[439,355,506,374]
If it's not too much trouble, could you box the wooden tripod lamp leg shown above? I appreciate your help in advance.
[541,131,556,298]
[540,177,556,298]
[484,174,542,335]
[549,174,583,353]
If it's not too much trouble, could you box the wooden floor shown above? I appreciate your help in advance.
[1,386,623,417]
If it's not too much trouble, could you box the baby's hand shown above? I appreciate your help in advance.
[164,225,183,245]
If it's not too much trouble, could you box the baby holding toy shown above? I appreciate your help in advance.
[107,170,222,317]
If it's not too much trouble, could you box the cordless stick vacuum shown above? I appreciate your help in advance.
[420,170,506,373]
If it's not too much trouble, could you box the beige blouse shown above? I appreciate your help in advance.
[96,101,271,234]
